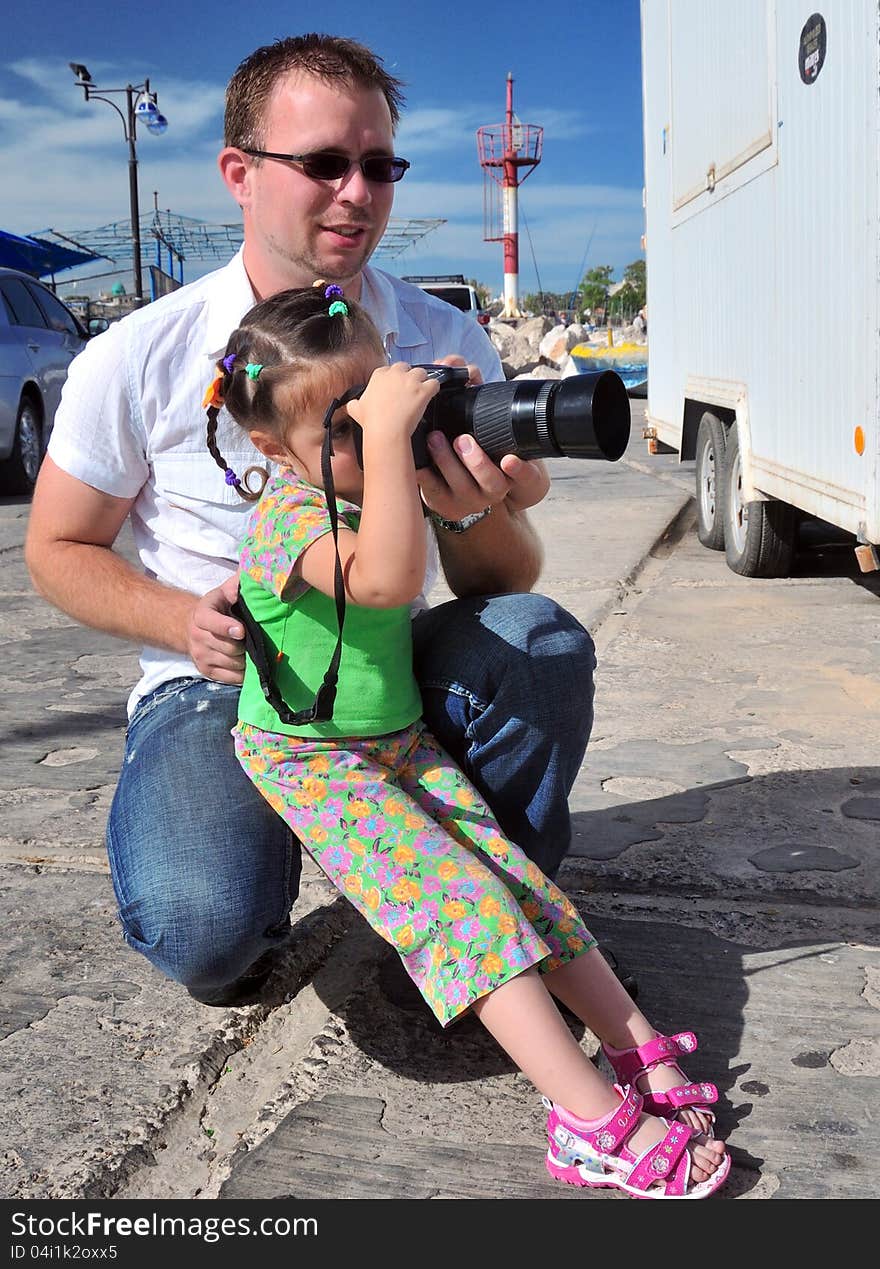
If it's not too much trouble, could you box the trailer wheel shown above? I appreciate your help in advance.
[722,426,797,577]
[695,412,728,549]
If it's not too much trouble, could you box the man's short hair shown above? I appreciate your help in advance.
[225,33,406,149]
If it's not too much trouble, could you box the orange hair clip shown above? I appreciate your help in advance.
[202,372,225,410]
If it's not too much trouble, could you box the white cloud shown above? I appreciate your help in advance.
[394,179,640,219]
[396,103,592,156]
[389,178,643,288]
[1,59,227,235]
[2,58,222,151]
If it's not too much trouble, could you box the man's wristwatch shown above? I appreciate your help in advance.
[428,506,493,534]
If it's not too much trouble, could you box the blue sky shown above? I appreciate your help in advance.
[1,0,645,299]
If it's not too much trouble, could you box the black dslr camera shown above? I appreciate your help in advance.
[349,363,631,470]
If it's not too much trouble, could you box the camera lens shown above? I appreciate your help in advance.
[428,370,631,463]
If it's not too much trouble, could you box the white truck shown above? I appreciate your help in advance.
[401,275,490,327]
[639,0,880,576]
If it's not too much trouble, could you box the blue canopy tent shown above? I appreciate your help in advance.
[0,229,102,278]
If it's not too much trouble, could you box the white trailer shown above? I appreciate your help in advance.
[639,0,880,575]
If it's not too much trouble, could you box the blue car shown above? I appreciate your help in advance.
[0,267,89,493]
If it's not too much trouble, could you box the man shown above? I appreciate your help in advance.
[25,35,595,1005]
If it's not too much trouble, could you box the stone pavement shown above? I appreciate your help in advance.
[1,403,878,1201]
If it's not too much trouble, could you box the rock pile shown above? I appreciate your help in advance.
[486,318,594,380]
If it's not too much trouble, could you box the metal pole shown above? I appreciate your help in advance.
[126,85,143,303]
[501,73,521,319]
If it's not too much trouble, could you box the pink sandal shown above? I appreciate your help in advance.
[544,1085,730,1200]
[602,1031,719,1129]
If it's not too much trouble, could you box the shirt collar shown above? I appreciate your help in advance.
[360,264,425,350]
[203,246,258,360]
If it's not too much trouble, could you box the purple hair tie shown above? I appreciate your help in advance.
[224,468,241,487]
[324,284,344,298]
[222,354,236,372]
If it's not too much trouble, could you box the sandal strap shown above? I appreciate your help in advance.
[644,1080,718,1111]
[604,1031,699,1084]
[547,1085,644,1158]
[590,1084,644,1154]
[625,1120,694,1195]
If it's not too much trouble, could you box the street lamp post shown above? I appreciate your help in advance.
[69,63,168,304]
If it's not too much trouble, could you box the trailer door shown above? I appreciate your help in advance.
[670,0,777,222]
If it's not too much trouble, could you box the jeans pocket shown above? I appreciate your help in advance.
[126,676,201,735]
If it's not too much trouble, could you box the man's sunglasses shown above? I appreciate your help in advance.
[241,148,410,184]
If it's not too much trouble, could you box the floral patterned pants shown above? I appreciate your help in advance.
[233,719,596,1026]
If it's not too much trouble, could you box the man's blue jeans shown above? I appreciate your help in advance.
[106,593,596,996]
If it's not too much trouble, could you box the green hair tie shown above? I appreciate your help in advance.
[328,300,349,318]
[245,362,264,380]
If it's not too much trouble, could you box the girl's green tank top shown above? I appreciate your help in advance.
[236,570,422,739]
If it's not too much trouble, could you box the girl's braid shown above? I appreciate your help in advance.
[203,340,266,502]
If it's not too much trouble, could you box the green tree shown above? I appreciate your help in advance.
[577,265,615,316]
[623,258,646,295]
[614,259,646,317]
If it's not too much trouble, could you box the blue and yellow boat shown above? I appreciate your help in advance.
[570,341,648,396]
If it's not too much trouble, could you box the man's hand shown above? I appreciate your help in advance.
[495,451,551,511]
[415,355,551,518]
[187,573,246,684]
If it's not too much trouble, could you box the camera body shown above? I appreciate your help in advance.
[409,364,472,468]
[348,362,631,470]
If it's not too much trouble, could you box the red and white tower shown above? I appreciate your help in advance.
[477,73,542,319]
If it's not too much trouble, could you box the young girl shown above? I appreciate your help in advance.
[202,285,730,1200]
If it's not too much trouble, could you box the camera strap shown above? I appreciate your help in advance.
[232,389,360,726]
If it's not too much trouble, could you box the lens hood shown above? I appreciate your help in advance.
[547,371,631,461]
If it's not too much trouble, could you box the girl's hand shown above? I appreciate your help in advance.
[346,362,440,442]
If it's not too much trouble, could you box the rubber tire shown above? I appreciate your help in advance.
[0,395,43,495]
[695,412,728,550]
[722,426,797,577]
